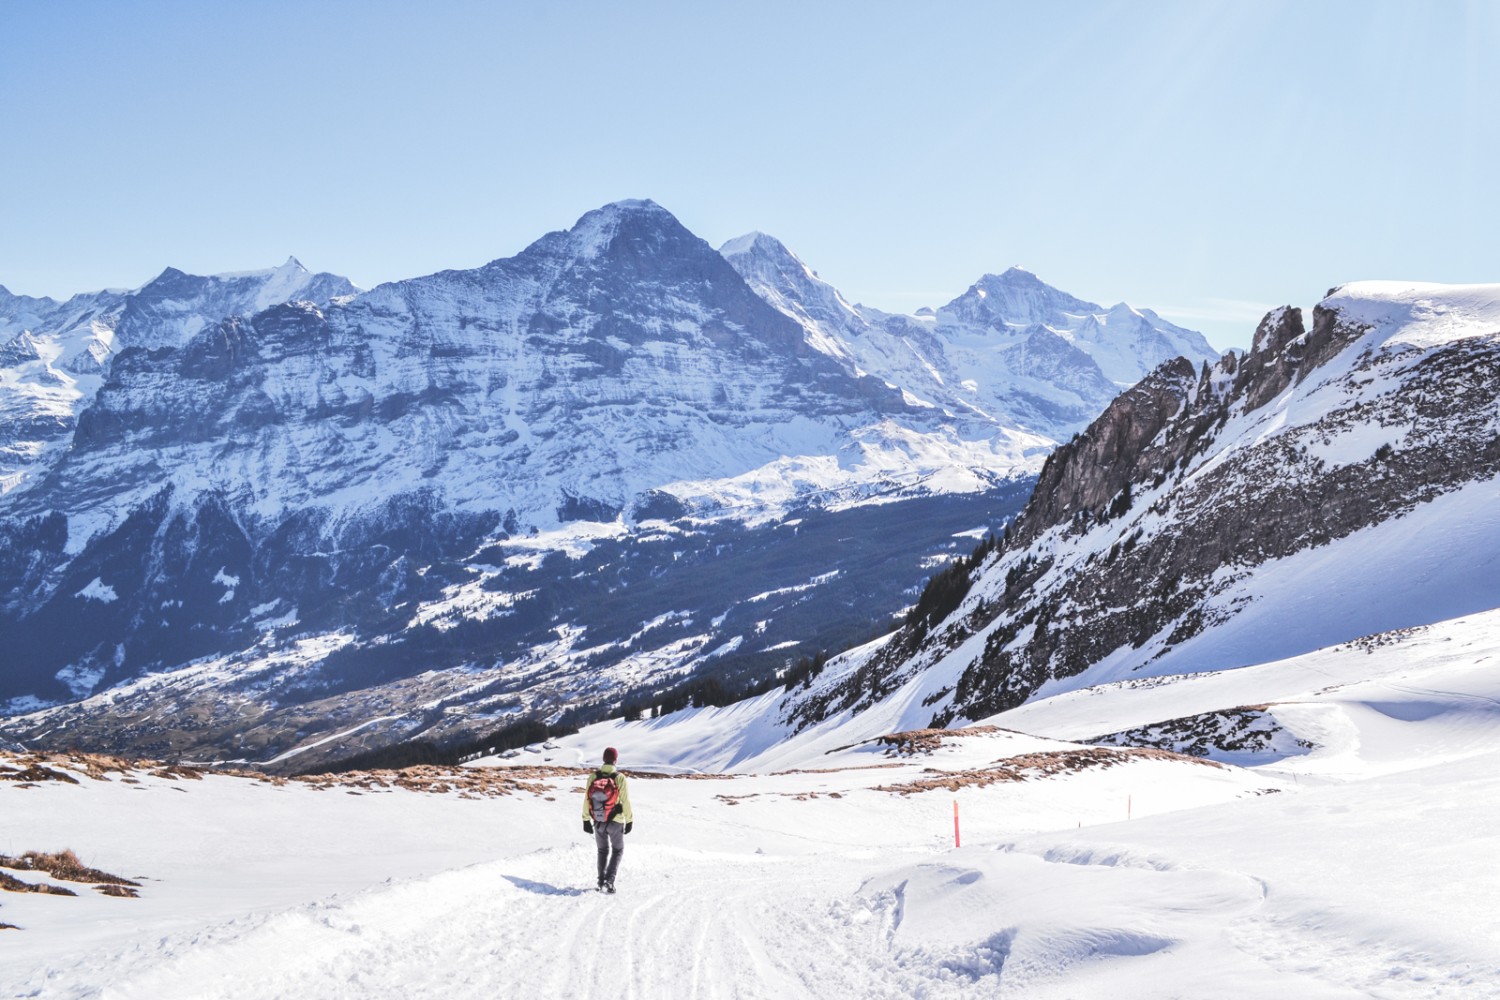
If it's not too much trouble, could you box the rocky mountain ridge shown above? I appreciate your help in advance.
[721,234,1220,441]
[784,280,1500,730]
[0,258,358,497]
[0,200,1211,767]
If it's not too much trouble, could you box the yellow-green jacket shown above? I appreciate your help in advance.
[581,764,633,825]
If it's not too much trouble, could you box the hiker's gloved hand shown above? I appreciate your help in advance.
[583,820,593,834]
[624,822,633,834]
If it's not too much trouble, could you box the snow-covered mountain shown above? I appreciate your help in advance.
[0,200,1223,768]
[0,258,358,496]
[783,279,1500,731]
[721,233,1220,440]
[6,253,1499,996]
[9,200,1187,766]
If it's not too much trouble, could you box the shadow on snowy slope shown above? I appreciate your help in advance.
[502,875,592,897]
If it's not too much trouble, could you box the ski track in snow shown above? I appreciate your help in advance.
[27,837,1491,1000]
[26,846,936,1000]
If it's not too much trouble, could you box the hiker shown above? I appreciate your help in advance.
[582,746,633,893]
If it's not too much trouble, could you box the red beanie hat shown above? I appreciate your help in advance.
[603,747,618,765]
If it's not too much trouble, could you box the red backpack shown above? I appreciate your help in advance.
[587,770,621,824]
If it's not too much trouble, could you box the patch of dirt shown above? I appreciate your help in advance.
[872,746,1222,795]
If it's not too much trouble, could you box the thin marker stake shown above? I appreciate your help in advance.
[953,800,961,848]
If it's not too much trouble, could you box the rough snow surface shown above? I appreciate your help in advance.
[6,609,1500,997]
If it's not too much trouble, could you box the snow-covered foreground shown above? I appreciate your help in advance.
[6,611,1500,998]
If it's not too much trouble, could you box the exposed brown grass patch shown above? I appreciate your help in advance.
[0,761,80,785]
[95,884,140,898]
[0,850,140,888]
[293,763,583,799]
[876,726,1003,756]
[0,750,268,786]
[0,871,77,896]
[873,746,1223,795]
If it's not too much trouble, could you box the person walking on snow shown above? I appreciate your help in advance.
[582,746,633,893]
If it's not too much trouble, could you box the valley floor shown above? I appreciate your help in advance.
[5,611,1500,998]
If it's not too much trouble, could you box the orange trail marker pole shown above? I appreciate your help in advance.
[953,800,961,848]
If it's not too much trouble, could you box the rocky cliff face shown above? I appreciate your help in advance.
[0,259,357,497]
[785,281,1500,730]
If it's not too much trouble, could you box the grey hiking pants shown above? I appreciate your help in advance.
[594,820,624,884]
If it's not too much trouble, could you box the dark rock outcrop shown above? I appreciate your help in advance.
[787,288,1500,731]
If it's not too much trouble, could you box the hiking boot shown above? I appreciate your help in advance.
[605,881,616,894]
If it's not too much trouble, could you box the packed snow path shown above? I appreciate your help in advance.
[17,831,1494,1000]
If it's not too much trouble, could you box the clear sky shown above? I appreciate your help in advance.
[3,1,1496,349]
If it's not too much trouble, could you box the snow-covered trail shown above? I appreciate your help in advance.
[0,840,1337,1000]
[6,775,1498,999]
[9,611,1500,998]
[45,842,922,1000]
[32,833,1475,1000]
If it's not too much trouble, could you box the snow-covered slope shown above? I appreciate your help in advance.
[5,608,1499,998]
[783,279,1500,730]
[722,234,1220,440]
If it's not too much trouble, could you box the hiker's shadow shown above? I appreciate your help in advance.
[502,875,593,897]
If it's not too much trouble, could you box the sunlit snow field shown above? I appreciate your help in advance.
[4,609,1500,998]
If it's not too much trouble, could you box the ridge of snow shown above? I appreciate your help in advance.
[1324,280,1500,352]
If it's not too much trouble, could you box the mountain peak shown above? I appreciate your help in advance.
[551,199,696,264]
[996,265,1040,281]
[945,269,1097,324]
[600,197,665,213]
[582,199,673,226]
[719,232,789,260]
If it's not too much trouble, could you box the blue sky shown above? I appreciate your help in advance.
[3,1,1496,348]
